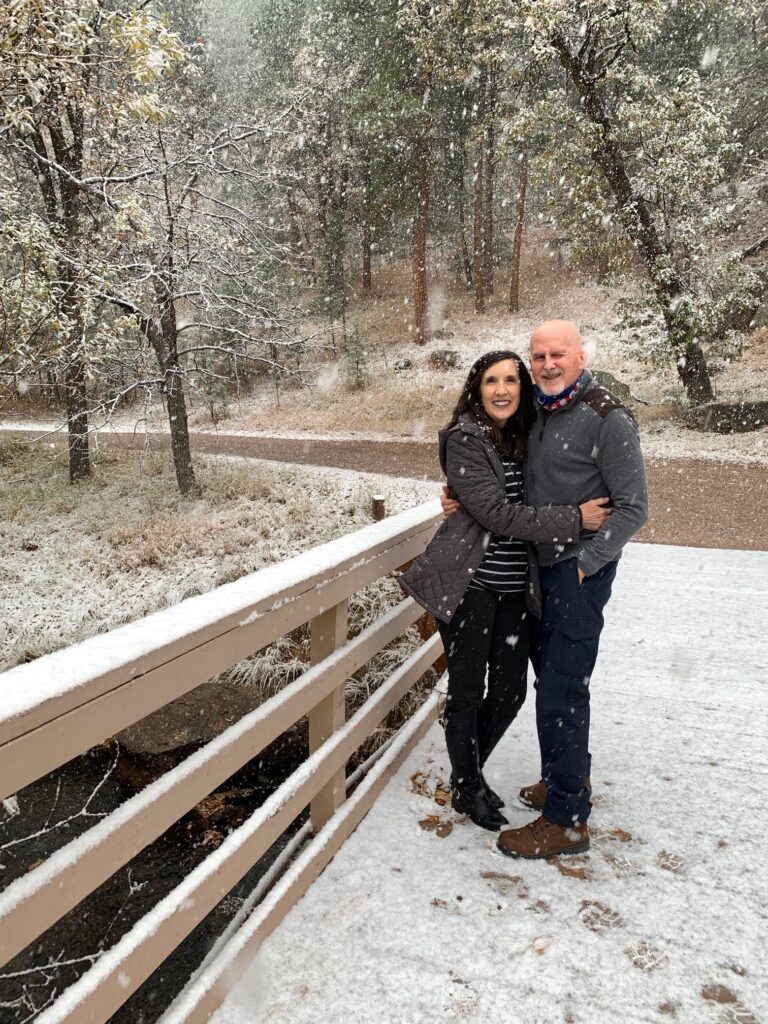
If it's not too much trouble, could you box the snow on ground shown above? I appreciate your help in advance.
[639,421,767,465]
[0,453,436,671]
[212,542,768,1024]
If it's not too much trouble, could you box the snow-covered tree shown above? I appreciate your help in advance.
[0,0,185,479]
[96,101,305,495]
[516,0,768,403]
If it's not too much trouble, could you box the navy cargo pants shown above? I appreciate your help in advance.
[530,557,617,827]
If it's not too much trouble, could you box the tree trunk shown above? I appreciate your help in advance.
[35,119,91,482]
[287,192,307,273]
[165,365,197,496]
[361,218,372,292]
[147,281,198,496]
[473,68,488,314]
[59,262,90,482]
[509,149,528,313]
[482,72,497,297]
[361,162,372,292]
[457,146,473,291]
[413,154,431,345]
[64,352,90,482]
[676,342,714,405]
[596,249,610,283]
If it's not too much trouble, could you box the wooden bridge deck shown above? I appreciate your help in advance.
[204,543,768,1024]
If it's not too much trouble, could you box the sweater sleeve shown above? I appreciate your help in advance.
[445,432,581,544]
[577,409,649,577]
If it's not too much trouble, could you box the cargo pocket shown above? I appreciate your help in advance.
[547,616,601,680]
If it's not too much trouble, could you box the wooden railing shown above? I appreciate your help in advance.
[0,500,442,1024]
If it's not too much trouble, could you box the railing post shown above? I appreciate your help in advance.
[308,599,349,830]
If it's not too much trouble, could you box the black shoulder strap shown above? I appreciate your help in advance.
[581,385,636,423]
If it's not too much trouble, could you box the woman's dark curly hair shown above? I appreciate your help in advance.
[445,349,536,461]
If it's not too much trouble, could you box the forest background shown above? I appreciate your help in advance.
[1,0,767,496]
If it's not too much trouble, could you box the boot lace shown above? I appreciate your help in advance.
[529,816,555,838]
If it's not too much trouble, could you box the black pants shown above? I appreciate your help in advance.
[438,586,530,766]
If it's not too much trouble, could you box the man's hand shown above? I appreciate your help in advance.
[579,497,612,531]
[440,485,460,519]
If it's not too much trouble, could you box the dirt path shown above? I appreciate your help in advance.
[10,428,768,551]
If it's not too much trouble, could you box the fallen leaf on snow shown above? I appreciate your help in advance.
[410,771,430,797]
[553,859,591,880]
[419,815,453,838]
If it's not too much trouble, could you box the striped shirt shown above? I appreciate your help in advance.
[470,458,528,594]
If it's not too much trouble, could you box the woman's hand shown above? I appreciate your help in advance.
[440,485,460,519]
[580,497,612,531]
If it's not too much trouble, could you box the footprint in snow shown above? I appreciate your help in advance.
[480,870,529,900]
[578,899,625,934]
[624,940,667,973]
[702,984,759,1024]
[602,849,645,879]
[656,849,686,873]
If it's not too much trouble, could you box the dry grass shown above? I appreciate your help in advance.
[0,446,436,722]
[747,326,768,357]
[222,573,435,734]
[634,403,685,427]
[214,370,458,438]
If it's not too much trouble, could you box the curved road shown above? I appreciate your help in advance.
[8,427,768,551]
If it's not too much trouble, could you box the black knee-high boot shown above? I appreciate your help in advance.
[444,708,508,831]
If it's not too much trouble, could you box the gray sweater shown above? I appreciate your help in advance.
[399,415,582,622]
[526,370,649,576]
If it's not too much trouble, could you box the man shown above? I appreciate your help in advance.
[443,320,648,858]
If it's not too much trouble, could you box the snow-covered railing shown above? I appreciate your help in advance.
[0,500,443,1024]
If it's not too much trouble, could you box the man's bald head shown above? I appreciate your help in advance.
[531,319,583,351]
[529,319,586,395]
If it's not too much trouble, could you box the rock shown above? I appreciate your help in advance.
[394,358,413,371]
[592,370,634,403]
[683,400,768,434]
[432,328,455,340]
[429,349,460,370]
[117,677,266,759]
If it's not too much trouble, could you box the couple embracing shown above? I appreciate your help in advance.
[400,320,648,859]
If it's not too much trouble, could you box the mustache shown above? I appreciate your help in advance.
[540,370,562,379]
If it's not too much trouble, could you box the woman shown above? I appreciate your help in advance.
[399,350,610,831]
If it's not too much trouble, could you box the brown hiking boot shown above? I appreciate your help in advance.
[497,815,590,859]
[518,777,592,811]
[518,779,548,810]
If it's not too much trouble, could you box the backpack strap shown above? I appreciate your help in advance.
[581,385,636,424]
